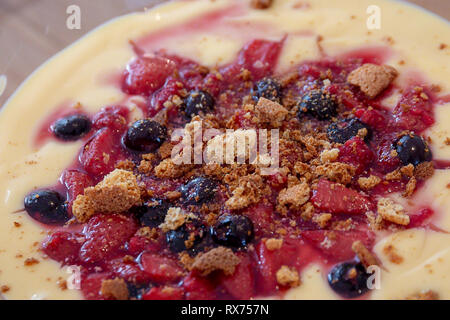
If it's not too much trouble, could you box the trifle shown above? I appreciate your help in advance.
[0,0,449,300]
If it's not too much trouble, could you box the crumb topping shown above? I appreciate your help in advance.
[358,175,381,190]
[251,0,273,9]
[255,97,288,128]
[277,182,310,210]
[276,266,300,288]
[191,247,240,276]
[352,240,379,268]
[347,63,398,98]
[265,238,283,251]
[100,278,129,300]
[377,198,410,226]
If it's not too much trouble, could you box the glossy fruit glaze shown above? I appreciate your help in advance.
[26,30,442,300]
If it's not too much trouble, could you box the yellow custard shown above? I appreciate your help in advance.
[0,0,449,300]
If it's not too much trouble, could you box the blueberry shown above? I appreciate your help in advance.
[298,89,338,120]
[166,224,205,253]
[52,114,91,141]
[127,283,147,300]
[252,78,282,103]
[124,119,167,152]
[183,90,215,118]
[327,118,371,144]
[395,133,432,166]
[180,177,218,205]
[211,215,254,248]
[24,190,70,225]
[327,261,370,298]
[132,199,169,228]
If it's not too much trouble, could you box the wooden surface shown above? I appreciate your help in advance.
[0,0,448,106]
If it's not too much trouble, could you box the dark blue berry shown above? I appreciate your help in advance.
[166,223,205,253]
[24,190,69,225]
[180,177,218,205]
[327,261,370,298]
[52,114,91,141]
[132,199,169,228]
[183,90,215,118]
[298,89,338,120]
[124,119,167,152]
[327,118,371,144]
[211,215,254,248]
[252,78,282,103]
[126,283,147,300]
[395,133,432,166]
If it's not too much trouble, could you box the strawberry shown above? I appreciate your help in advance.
[183,272,217,300]
[408,208,434,228]
[60,170,93,205]
[139,252,184,283]
[302,229,375,262]
[92,105,129,132]
[122,56,176,96]
[127,235,161,257]
[148,78,186,117]
[220,255,254,300]
[81,272,112,300]
[338,136,374,174]
[42,231,82,265]
[79,214,138,264]
[79,128,123,177]
[108,258,151,284]
[311,179,373,214]
[142,286,184,300]
[244,203,274,237]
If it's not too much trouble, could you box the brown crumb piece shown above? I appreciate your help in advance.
[251,0,273,9]
[320,148,339,163]
[158,141,174,159]
[100,278,129,300]
[276,266,300,288]
[383,244,404,264]
[192,247,240,276]
[347,63,398,99]
[137,159,153,174]
[159,207,192,232]
[13,221,22,227]
[115,159,135,171]
[400,164,414,177]
[72,169,141,223]
[315,162,355,185]
[136,226,158,239]
[352,240,379,268]
[377,198,409,225]
[358,175,381,190]
[403,176,416,197]
[414,161,434,180]
[226,175,265,210]
[179,252,196,270]
[1,285,10,293]
[278,182,310,210]
[24,258,39,266]
[255,97,288,128]
[165,190,182,201]
[154,159,192,179]
[405,290,439,300]
[57,279,68,291]
[312,213,332,228]
[385,169,402,181]
[265,238,283,251]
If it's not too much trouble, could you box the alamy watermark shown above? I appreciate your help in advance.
[66,5,81,30]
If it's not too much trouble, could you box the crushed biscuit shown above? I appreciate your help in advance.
[159,207,191,232]
[100,278,129,300]
[358,175,381,190]
[400,164,414,177]
[347,63,398,98]
[251,0,273,9]
[226,174,266,210]
[415,161,434,180]
[403,176,416,197]
[312,213,332,228]
[72,169,141,222]
[255,98,288,128]
[278,182,310,210]
[265,238,283,251]
[315,162,355,185]
[276,266,300,288]
[352,240,379,268]
[154,158,192,179]
[24,258,39,266]
[377,198,410,226]
[191,247,240,276]
[320,148,339,163]
[383,244,404,264]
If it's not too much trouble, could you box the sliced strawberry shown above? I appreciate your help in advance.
[79,128,123,177]
[311,179,373,214]
[139,252,184,283]
[354,107,388,131]
[127,235,161,257]
[338,136,374,174]
[142,286,184,300]
[81,272,112,300]
[244,203,274,237]
[302,229,375,262]
[148,78,186,117]
[92,105,129,132]
[42,231,82,265]
[408,208,434,228]
[108,258,151,284]
[61,169,93,204]
[183,272,217,300]
[221,255,254,300]
[79,214,138,264]
[122,56,176,96]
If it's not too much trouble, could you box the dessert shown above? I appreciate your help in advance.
[0,0,449,300]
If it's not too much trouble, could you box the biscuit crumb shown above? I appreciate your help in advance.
[265,238,283,251]
[358,175,381,190]
[72,169,141,222]
[100,278,129,300]
[1,285,10,293]
[414,161,434,180]
[400,164,414,177]
[154,159,192,179]
[315,162,355,185]
[278,182,310,210]
[352,240,378,268]
[320,148,339,163]
[192,247,240,276]
[276,266,300,288]
[403,176,416,197]
[405,290,439,300]
[226,175,265,210]
[383,244,404,264]
[24,258,39,266]
[377,198,409,225]
[251,0,273,9]
[159,207,191,232]
[312,213,332,228]
[255,98,288,128]
[347,64,398,98]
